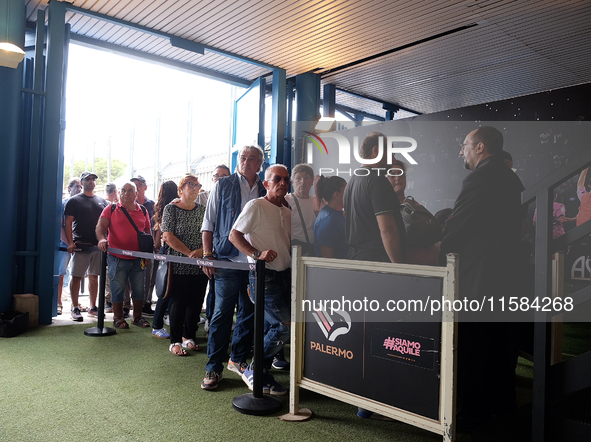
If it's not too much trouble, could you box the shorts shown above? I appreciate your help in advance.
[58,251,71,276]
[71,250,101,277]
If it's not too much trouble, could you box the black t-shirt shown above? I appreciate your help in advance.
[64,193,108,245]
[344,168,406,262]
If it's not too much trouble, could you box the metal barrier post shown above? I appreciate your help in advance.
[84,251,116,337]
[233,259,282,415]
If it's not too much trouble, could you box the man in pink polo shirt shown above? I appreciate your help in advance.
[96,182,152,329]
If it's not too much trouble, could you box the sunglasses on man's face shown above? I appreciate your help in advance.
[268,176,290,184]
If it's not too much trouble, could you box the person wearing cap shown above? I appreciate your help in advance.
[64,171,108,321]
[57,178,82,316]
[130,175,157,317]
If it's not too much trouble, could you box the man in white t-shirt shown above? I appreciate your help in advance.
[229,164,292,396]
[285,163,316,256]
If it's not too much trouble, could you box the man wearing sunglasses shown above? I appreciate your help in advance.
[229,164,292,396]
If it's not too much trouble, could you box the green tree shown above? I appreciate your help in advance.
[63,157,127,186]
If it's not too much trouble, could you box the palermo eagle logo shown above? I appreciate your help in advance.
[312,308,352,342]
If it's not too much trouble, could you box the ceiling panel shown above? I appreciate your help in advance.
[25,0,591,115]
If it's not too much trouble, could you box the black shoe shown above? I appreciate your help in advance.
[142,303,155,317]
[123,308,130,318]
[272,354,289,370]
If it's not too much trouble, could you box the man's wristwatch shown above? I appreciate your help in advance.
[252,250,261,260]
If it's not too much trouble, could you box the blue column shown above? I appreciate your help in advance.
[293,72,320,165]
[37,0,67,324]
[0,0,25,313]
[271,68,286,165]
[323,84,336,118]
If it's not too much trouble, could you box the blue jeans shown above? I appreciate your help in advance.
[152,295,170,329]
[205,265,254,373]
[107,255,145,304]
[249,269,291,368]
[205,278,215,321]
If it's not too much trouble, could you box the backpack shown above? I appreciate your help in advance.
[399,196,442,247]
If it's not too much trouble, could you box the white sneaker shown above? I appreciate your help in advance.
[163,314,170,326]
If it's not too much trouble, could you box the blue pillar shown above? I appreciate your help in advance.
[323,83,336,118]
[293,72,320,165]
[284,78,295,171]
[0,0,25,313]
[37,0,67,324]
[271,68,286,165]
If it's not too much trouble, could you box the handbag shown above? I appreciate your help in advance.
[155,259,172,299]
[400,196,442,247]
[117,204,155,253]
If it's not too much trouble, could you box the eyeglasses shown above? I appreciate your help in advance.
[268,176,290,184]
[185,182,202,189]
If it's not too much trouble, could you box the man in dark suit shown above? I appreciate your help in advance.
[440,126,525,431]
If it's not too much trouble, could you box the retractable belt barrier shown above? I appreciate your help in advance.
[60,246,255,271]
[60,245,279,415]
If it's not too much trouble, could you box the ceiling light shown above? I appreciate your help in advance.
[0,42,25,69]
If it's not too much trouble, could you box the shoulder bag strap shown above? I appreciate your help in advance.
[292,195,311,245]
[120,205,142,234]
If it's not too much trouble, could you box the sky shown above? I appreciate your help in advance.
[64,42,243,177]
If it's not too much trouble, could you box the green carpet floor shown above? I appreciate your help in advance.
[0,322,547,442]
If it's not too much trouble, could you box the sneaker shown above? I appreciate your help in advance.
[77,304,89,313]
[104,301,113,313]
[201,371,223,390]
[262,371,288,396]
[241,365,270,395]
[87,306,98,317]
[227,359,248,375]
[71,306,83,322]
[272,354,289,371]
[152,328,170,339]
[163,314,170,326]
[199,316,206,324]
[123,308,130,318]
[204,319,210,333]
[357,408,394,421]
[142,303,155,317]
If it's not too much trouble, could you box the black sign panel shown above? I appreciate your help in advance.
[371,328,435,370]
[303,267,443,420]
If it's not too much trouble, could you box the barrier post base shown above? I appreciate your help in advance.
[232,394,282,416]
[279,408,313,422]
[84,326,117,337]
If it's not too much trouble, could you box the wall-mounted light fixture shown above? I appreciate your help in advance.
[314,116,336,133]
[0,0,25,69]
[0,42,25,68]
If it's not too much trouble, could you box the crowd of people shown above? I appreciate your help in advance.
[58,127,590,431]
